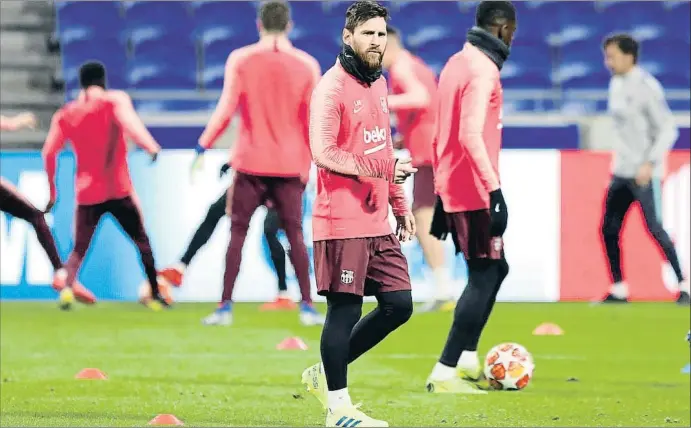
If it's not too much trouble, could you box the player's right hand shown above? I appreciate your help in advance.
[393,158,417,184]
[489,188,508,237]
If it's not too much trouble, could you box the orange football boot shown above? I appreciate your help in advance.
[52,269,97,304]
[260,296,297,311]
[159,266,184,287]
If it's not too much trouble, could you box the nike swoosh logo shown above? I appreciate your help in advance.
[353,106,363,113]
[494,204,500,213]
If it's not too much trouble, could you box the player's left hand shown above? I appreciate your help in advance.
[396,214,416,242]
[44,199,55,213]
[635,162,653,187]
[15,112,37,130]
[190,154,205,183]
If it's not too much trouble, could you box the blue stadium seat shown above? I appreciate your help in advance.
[640,40,691,89]
[124,1,194,52]
[660,1,691,43]
[56,1,124,40]
[203,37,257,66]
[192,1,257,46]
[551,2,604,47]
[293,39,339,73]
[393,2,465,49]
[554,40,609,89]
[201,59,226,90]
[415,36,463,75]
[61,38,128,90]
[512,2,560,45]
[128,53,198,90]
[501,42,553,89]
[290,1,329,44]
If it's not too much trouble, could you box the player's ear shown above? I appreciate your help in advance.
[342,28,352,46]
[256,19,263,35]
[286,20,293,34]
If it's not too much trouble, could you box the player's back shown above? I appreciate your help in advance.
[434,43,503,212]
[232,41,320,178]
[55,88,131,204]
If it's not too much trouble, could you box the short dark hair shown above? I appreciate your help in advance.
[475,1,516,29]
[603,33,639,64]
[345,1,389,32]
[259,1,290,32]
[79,61,106,89]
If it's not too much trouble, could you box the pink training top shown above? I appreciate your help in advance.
[42,87,160,205]
[199,38,320,182]
[387,50,438,167]
[310,61,409,241]
[433,43,504,213]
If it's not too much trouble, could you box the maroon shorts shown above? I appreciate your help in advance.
[0,178,37,220]
[412,165,435,211]
[447,210,505,260]
[314,234,411,297]
[230,173,304,229]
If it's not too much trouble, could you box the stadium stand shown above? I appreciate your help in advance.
[46,0,691,114]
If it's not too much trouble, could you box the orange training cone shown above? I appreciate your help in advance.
[276,336,308,350]
[75,368,108,380]
[532,322,564,336]
[149,414,184,426]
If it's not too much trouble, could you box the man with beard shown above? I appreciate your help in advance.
[191,1,325,326]
[426,0,516,393]
[300,1,417,426]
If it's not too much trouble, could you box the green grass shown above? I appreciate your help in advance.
[1,302,689,427]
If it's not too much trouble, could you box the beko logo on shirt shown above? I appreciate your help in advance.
[363,126,387,144]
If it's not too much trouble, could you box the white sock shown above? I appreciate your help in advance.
[610,282,629,298]
[432,268,451,299]
[679,279,690,294]
[327,388,352,410]
[277,290,290,299]
[457,350,479,370]
[175,262,187,273]
[430,362,457,381]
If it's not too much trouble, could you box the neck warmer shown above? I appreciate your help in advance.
[338,44,382,86]
[466,26,511,70]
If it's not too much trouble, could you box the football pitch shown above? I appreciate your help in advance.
[1,302,689,427]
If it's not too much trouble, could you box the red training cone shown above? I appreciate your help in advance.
[276,336,308,350]
[149,414,184,426]
[532,322,564,336]
[75,368,108,380]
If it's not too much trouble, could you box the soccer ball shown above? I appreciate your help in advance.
[138,277,174,305]
[484,342,535,391]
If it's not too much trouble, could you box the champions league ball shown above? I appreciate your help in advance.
[484,342,535,391]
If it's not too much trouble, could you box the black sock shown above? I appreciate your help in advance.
[264,209,287,292]
[320,293,362,391]
[348,290,413,364]
[466,258,509,351]
[180,193,226,266]
[439,259,507,366]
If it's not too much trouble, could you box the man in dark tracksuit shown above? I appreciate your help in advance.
[600,34,688,304]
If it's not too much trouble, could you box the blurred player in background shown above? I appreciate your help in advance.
[599,34,689,305]
[1,112,95,303]
[42,61,166,310]
[192,1,324,326]
[159,161,295,311]
[426,1,516,393]
[300,2,417,426]
[382,25,454,313]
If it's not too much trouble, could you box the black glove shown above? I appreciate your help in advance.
[489,188,508,237]
[219,163,230,178]
[429,196,449,240]
[150,151,159,163]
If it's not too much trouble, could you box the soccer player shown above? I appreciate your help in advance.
[599,34,688,305]
[192,1,324,326]
[425,1,516,393]
[300,2,417,426]
[42,61,167,310]
[159,163,295,311]
[1,113,95,303]
[382,25,454,313]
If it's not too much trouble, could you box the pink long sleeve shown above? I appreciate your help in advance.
[0,116,14,131]
[309,79,395,180]
[111,91,160,154]
[199,52,242,149]
[41,112,68,200]
[386,133,409,216]
[387,57,431,111]
[458,75,500,192]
